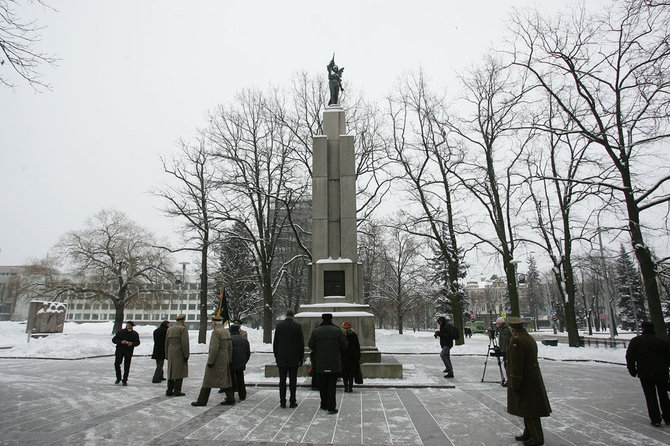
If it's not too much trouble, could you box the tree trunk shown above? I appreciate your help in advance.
[262,270,273,344]
[397,311,403,335]
[198,242,209,344]
[112,301,124,334]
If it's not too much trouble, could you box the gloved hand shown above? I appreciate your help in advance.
[207,363,214,368]
[629,369,637,378]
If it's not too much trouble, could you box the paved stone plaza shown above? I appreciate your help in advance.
[1,352,669,445]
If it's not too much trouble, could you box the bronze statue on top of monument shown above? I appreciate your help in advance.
[327,55,344,106]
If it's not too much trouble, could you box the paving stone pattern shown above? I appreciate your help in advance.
[1,352,669,445]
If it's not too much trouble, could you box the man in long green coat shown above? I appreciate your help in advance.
[191,315,235,406]
[506,316,551,446]
[165,314,190,397]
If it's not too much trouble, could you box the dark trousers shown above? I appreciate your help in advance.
[279,367,298,404]
[231,370,247,400]
[319,372,338,411]
[640,376,670,424]
[152,359,165,383]
[114,351,132,382]
[523,418,544,444]
[167,378,183,395]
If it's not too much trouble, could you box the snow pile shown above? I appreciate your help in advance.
[0,322,627,364]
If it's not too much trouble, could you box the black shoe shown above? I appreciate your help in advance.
[173,392,185,397]
[161,378,167,381]
[239,395,246,401]
[515,433,530,441]
[328,409,338,414]
[115,380,121,384]
[151,380,161,384]
[218,389,225,393]
[651,421,662,427]
[443,369,448,372]
[280,402,286,408]
[290,402,298,408]
[191,402,206,406]
[523,440,543,446]
[165,391,173,397]
[220,399,235,406]
[122,381,127,386]
[501,382,508,388]
[444,373,454,378]
[320,405,327,410]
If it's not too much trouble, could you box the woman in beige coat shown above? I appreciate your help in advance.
[165,315,190,396]
[191,316,235,406]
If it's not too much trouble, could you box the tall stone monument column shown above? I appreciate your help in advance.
[293,104,402,379]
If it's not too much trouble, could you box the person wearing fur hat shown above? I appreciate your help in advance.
[506,316,551,446]
[166,314,189,397]
[341,321,361,392]
[308,313,348,414]
[112,321,140,386]
[626,321,670,427]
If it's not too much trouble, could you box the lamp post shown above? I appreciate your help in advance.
[178,262,189,323]
[510,259,521,317]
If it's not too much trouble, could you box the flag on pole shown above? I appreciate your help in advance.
[216,283,230,326]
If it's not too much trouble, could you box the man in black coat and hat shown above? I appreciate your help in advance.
[626,321,670,427]
[112,321,140,386]
[273,309,304,408]
[151,320,169,383]
[308,313,348,414]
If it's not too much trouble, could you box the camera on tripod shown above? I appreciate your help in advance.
[481,324,506,386]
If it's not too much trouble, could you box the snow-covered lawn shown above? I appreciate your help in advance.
[0,321,628,364]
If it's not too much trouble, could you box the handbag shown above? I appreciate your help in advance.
[354,364,363,384]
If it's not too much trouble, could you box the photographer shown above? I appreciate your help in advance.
[496,317,512,384]
[435,316,458,378]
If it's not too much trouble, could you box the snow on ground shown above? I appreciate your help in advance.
[0,321,628,364]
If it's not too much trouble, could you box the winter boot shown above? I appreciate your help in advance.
[191,388,211,406]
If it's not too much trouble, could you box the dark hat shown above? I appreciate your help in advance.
[506,316,525,326]
[175,314,186,321]
[641,321,655,334]
[321,313,333,320]
[233,319,242,325]
[230,324,240,333]
[212,315,223,322]
[125,321,135,326]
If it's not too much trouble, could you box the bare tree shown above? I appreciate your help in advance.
[373,222,428,334]
[154,137,219,344]
[447,56,533,317]
[52,209,173,333]
[510,0,670,336]
[0,0,56,89]
[206,88,308,343]
[385,70,468,342]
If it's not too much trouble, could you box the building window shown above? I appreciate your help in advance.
[188,314,196,320]
[76,304,83,310]
[83,314,90,320]
[92,314,99,320]
[189,304,196,310]
[180,304,187,310]
[152,314,159,320]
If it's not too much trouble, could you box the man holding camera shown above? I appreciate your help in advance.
[435,316,458,378]
[496,317,512,385]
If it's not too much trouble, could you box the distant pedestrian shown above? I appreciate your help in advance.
[166,314,190,397]
[151,320,169,383]
[341,321,361,393]
[626,321,670,427]
[434,316,458,378]
[191,316,235,406]
[506,316,551,446]
[464,327,472,338]
[112,321,140,386]
[308,313,347,414]
[273,309,305,408]
[229,322,251,401]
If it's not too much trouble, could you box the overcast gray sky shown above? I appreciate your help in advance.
[1,0,616,276]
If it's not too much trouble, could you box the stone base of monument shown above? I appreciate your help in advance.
[264,302,403,379]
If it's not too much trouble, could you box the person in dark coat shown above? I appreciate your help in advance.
[229,323,251,401]
[112,321,140,386]
[626,321,670,427]
[506,316,551,446]
[308,313,348,414]
[340,321,361,393]
[496,317,512,385]
[273,309,305,408]
[434,316,457,378]
[151,320,169,383]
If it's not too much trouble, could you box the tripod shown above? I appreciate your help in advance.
[481,330,506,386]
